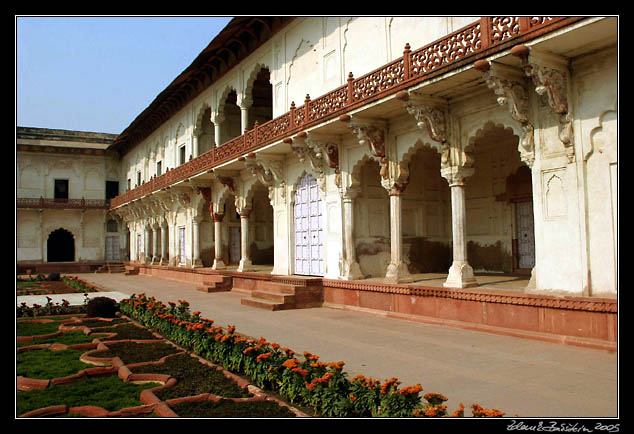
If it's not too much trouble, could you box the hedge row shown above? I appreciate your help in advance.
[119,293,506,418]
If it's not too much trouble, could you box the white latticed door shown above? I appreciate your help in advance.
[294,174,324,276]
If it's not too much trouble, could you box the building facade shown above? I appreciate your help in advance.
[16,127,123,272]
[17,16,618,305]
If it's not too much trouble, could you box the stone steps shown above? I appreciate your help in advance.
[241,281,323,311]
[196,275,232,293]
[95,262,126,274]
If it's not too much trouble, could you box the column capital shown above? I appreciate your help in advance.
[441,166,474,187]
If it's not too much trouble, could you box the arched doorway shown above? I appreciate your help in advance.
[47,228,75,262]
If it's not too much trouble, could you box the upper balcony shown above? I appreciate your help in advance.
[110,17,589,210]
[17,197,111,210]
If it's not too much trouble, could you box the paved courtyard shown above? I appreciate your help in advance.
[23,272,618,419]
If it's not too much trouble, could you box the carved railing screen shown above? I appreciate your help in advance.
[17,198,110,210]
[110,16,579,209]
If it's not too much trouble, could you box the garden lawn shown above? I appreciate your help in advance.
[17,376,159,416]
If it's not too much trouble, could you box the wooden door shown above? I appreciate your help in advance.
[516,200,535,270]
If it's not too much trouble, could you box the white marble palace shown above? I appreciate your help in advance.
[17,17,618,345]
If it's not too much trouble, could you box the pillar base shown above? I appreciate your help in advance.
[237,258,253,272]
[443,261,478,288]
[192,259,203,268]
[151,256,160,265]
[385,262,413,284]
[212,259,226,270]
[159,257,169,266]
[341,261,363,280]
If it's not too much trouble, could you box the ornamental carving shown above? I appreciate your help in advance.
[242,154,286,201]
[398,92,450,168]
[512,45,574,162]
[475,61,535,167]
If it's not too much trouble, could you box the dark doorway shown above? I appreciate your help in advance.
[47,228,75,262]
[106,181,119,200]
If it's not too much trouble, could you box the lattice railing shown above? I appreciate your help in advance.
[110,16,580,209]
[17,197,110,210]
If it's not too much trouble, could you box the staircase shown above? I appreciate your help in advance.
[95,261,126,274]
[196,275,232,293]
[124,264,140,275]
[240,280,323,311]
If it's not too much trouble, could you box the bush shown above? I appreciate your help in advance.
[86,296,119,318]
[48,272,61,281]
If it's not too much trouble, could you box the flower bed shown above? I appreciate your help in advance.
[16,313,306,418]
[120,293,507,418]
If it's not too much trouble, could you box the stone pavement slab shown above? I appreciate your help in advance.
[58,273,618,419]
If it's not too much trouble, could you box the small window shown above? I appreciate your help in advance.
[106,219,118,233]
[156,161,162,176]
[137,171,142,187]
[54,179,69,199]
[179,145,186,165]
[127,179,131,191]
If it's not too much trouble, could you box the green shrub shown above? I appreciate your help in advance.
[86,297,118,318]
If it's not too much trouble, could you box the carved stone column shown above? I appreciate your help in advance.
[144,226,151,265]
[192,217,203,268]
[212,210,225,269]
[160,222,168,265]
[385,185,412,284]
[151,226,159,264]
[237,208,253,272]
[441,166,478,288]
[212,112,225,148]
[340,187,363,280]
[239,95,252,133]
[192,128,200,158]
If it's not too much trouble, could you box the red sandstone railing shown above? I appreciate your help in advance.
[17,197,110,210]
[110,16,582,209]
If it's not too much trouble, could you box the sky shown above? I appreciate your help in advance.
[16,16,234,135]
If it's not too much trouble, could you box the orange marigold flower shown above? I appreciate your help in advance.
[399,384,423,395]
[256,352,272,362]
[227,325,236,334]
[349,394,356,402]
[282,359,299,369]
[292,368,309,377]
[424,392,447,402]
[271,343,280,350]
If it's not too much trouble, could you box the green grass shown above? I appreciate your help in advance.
[17,375,159,416]
[17,331,94,348]
[17,348,92,379]
[17,321,62,337]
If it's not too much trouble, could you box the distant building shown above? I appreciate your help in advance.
[16,127,123,272]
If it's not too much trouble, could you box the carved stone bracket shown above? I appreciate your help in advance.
[289,132,342,190]
[240,153,286,201]
[511,45,574,162]
[474,60,536,167]
[341,115,390,180]
[397,91,450,168]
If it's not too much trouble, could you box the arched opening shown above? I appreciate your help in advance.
[198,106,215,154]
[351,159,390,278]
[464,123,534,275]
[221,89,241,144]
[47,228,75,262]
[249,182,274,266]
[400,145,452,274]
[248,67,272,128]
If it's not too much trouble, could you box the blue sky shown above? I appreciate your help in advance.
[16,16,233,134]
